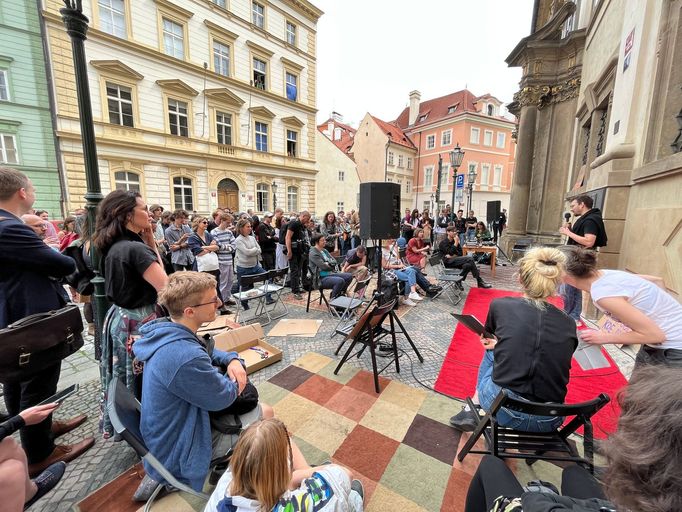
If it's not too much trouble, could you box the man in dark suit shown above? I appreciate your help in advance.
[0,167,94,476]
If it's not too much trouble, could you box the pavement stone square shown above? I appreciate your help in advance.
[1,260,630,511]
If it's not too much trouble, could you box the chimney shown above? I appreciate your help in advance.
[408,90,421,126]
[334,127,342,141]
[326,120,334,139]
[331,111,343,122]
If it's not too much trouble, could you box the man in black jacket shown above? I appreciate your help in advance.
[257,212,277,270]
[439,227,492,288]
[0,167,94,476]
[559,194,608,320]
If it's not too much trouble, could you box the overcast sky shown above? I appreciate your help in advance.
[313,0,535,127]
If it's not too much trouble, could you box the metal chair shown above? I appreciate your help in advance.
[329,274,372,337]
[428,253,465,305]
[107,378,212,511]
[233,271,271,325]
[457,389,611,473]
[258,268,288,320]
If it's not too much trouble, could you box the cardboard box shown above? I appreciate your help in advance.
[197,316,240,334]
[213,323,282,374]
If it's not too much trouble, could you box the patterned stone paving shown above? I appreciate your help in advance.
[3,258,632,511]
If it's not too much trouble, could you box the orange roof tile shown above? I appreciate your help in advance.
[369,115,416,150]
[317,119,356,161]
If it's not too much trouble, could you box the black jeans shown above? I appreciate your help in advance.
[202,269,222,302]
[465,455,606,512]
[172,263,192,272]
[635,345,682,369]
[261,251,275,271]
[3,362,61,463]
[444,255,480,280]
[288,251,305,293]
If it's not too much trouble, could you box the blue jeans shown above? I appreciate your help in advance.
[320,272,353,299]
[559,283,582,320]
[476,351,563,433]
[466,228,476,241]
[393,266,432,296]
[235,264,272,310]
[458,232,466,247]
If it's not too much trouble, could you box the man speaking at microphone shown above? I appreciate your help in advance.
[558,194,608,321]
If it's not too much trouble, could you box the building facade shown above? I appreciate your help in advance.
[507,0,682,298]
[316,115,360,217]
[0,0,63,214]
[394,90,516,220]
[42,0,322,215]
[351,113,417,211]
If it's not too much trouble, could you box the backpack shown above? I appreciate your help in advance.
[378,276,399,309]
[62,240,95,295]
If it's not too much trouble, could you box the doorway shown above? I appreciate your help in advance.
[217,178,239,211]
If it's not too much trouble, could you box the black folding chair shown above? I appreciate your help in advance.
[428,253,464,304]
[107,378,220,510]
[457,389,610,473]
[233,272,271,325]
[305,268,331,314]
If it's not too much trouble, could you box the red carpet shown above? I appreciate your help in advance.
[434,288,628,439]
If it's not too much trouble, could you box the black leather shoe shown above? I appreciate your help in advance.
[477,279,492,289]
[449,407,478,431]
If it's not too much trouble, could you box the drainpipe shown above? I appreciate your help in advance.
[384,141,389,181]
[37,0,68,217]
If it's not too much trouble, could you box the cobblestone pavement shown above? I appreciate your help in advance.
[5,259,632,511]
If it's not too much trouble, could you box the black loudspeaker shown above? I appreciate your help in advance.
[359,182,401,239]
[486,200,501,224]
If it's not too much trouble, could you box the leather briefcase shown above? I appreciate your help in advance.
[0,304,84,384]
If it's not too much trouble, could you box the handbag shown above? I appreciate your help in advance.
[209,380,260,434]
[62,241,95,295]
[196,251,219,272]
[0,304,84,384]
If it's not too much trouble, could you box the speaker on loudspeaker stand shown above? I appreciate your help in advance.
[359,182,401,240]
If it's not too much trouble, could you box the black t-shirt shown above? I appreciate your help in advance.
[287,219,306,253]
[438,238,462,257]
[568,209,605,248]
[485,297,577,403]
[104,231,158,309]
[345,248,361,265]
[465,216,477,229]
[454,217,467,233]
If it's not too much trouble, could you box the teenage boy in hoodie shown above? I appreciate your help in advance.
[133,271,273,498]
[559,194,608,321]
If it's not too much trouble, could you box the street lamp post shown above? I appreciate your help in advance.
[272,180,277,210]
[466,165,477,215]
[449,143,465,222]
[60,1,108,354]
[435,154,443,208]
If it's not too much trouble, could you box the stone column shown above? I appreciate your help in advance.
[506,105,537,235]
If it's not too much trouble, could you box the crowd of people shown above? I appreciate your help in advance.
[4,163,682,512]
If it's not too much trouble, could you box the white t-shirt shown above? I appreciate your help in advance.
[591,270,682,350]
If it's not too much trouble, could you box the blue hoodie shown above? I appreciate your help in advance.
[135,318,241,491]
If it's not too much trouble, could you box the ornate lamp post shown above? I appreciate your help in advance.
[435,154,443,208]
[449,143,465,221]
[60,0,108,353]
[467,165,478,215]
[272,180,277,210]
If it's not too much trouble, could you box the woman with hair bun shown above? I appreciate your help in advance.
[450,247,578,433]
[562,246,682,368]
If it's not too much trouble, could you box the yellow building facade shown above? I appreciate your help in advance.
[42,0,322,214]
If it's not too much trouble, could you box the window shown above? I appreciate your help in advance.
[406,180,411,193]
[0,134,18,164]
[419,114,428,122]
[480,164,490,186]
[398,155,404,167]
[287,186,298,212]
[162,18,184,59]
[212,0,226,7]
[253,58,266,90]
[255,121,268,152]
[386,177,392,183]
[441,130,452,146]
[497,132,506,149]
[493,165,503,187]
[426,135,435,149]
[252,2,265,29]
[114,171,140,191]
[407,157,413,170]
[286,129,297,157]
[424,166,433,188]
[213,41,230,77]
[106,83,134,127]
[487,104,494,116]
[338,170,345,181]
[447,105,457,114]
[256,183,269,211]
[387,151,394,165]
[99,0,126,38]
[285,72,297,101]
[337,201,344,212]
[173,176,193,210]
[168,99,188,136]
[286,21,296,45]
[216,112,232,145]
[440,166,447,189]
[470,127,480,144]
[483,130,493,146]
[0,70,9,101]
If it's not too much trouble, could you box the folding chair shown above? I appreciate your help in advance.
[258,268,288,320]
[329,274,372,337]
[107,378,220,511]
[334,300,398,393]
[457,389,610,473]
[233,272,271,325]
[305,268,331,314]
[428,253,464,305]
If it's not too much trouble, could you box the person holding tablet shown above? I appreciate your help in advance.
[450,247,577,433]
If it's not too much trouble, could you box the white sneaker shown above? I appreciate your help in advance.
[401,297,417,306]
[408,292,423,301]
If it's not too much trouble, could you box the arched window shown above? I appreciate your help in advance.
[114,171,140,192]
[287,185,298,212]
[487,104,494,116]
[173,176,193,211]
[256,183,269,212]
